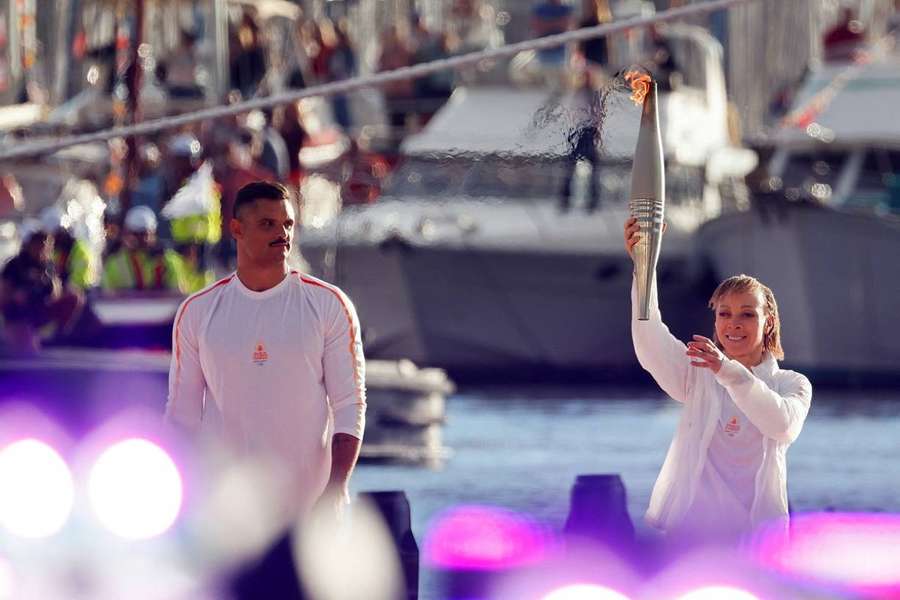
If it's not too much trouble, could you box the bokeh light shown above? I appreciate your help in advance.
[88,438,182,539]
[423,505,555,571]
[753,512,900,596]
[542,583,632,600]
[294,495,404,600]
[0,439,74,538]
[0,556,15,600]
[675,586,760,600]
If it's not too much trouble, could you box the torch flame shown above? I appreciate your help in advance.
[624,70,652,106]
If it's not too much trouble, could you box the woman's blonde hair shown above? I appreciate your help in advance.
[708,274,784,360]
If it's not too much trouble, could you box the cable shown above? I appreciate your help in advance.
[0,0,755,161]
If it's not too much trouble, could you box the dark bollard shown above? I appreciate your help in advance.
[359,490,419,600]
[563,474,635,554]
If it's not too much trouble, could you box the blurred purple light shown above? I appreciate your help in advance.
[541,583,632,600]
[0,438,74,538]
[423,505,555,571]
[674,587,760,600]
[753,512,900,596]
[88,438,183,540]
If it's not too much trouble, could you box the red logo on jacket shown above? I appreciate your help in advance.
[724,416,740,437]
[253,342,269,365]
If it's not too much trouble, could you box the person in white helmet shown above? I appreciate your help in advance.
[1,219,84,353]
[40,206,100,290]
[101,206,188,293]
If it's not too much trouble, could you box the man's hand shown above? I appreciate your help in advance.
[310,433,361,527]
[311,483,348,528]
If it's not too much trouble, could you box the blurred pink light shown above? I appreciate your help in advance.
[0,439,74,538]
[541,583,632,600]
[88,438,183,540]
[423,505,554,571]
[753,512,900,597]
[675,587,760,600]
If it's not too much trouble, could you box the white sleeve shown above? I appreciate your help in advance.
[631,275,691,403]
[165,300,207,431]
[715,360,812,443]
[322,291,367,439]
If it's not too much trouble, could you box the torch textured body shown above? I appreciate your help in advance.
[629,82,665,320]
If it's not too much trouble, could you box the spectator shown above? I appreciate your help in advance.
[40,206,100,291]
[823,7,866,62]
[250,109,290,181]
[101,206,187,293]
[411,13,454,122]
[161,29,205,99]
[576,0,612,85]
[377,25,415,135]
[1,221,83,353]
[647,26,678,91]
[130,142,167,215]
[309,19,338,84]
[532,0,574,67]
[278,101,306,182]
[160,135,222,292]
[328,19,357,129]
[230,13,267,99]
[211,129,276,271]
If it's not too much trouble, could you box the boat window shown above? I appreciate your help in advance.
[383,156,704,207]
[780,151,845,202]
[855,149,899,205]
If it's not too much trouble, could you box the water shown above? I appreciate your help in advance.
[352,386,900,599]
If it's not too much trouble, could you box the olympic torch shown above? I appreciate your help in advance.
[627,73,664,321]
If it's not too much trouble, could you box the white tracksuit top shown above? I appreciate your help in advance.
[631,277,812,538]
[165,271,366,515]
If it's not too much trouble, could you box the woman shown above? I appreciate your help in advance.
[624,217,812,546]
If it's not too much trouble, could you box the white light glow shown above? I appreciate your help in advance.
[0,556,15,599]
[0,439,74,538]
[675,587,760,600]
[88,438,182,539]
[542,584,632,600]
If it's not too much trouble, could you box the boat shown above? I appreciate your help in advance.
[696,43,900,383]
[299,24,757,379]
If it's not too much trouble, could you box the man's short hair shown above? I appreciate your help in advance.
[233,181,291,219]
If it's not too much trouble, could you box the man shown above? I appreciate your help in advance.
[164,181,366,525]
[102,206,187,293]
[162,134,221,292]
[40,206,100,290]
[1,220,83,353]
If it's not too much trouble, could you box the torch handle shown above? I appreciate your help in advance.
[629,198,665,320]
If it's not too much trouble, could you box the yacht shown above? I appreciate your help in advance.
[300,25,757,378]
[697,47,900,382]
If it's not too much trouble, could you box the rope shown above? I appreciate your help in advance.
[0,0,754,161]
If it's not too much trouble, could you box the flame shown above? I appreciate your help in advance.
[624,70,652,105]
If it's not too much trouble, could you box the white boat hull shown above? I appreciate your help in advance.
[698,200,900,378]
[303,241,710,377]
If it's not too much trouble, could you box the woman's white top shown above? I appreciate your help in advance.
[631,277,812,540]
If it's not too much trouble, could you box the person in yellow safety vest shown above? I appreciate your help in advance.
[102,206,188,293]
[39,206,100,290]
[163,134,221,293]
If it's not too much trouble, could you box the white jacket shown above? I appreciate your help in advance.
[632,277,812,534]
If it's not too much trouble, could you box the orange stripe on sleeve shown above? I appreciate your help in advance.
[298,274,364,395]
[173,275,233,380]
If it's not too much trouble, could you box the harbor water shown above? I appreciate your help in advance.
[352,385,900,599]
